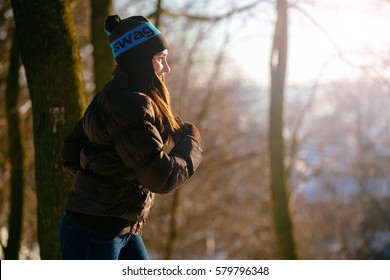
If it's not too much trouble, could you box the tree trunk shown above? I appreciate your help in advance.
[91,0,113,93]
[268,0,297,259]
[11,0,87,259]
[4,30,24,260]
[165,190,180,259]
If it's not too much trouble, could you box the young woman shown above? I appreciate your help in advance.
[59,15,203,260]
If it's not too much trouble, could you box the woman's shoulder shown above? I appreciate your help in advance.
[104,90,156,123]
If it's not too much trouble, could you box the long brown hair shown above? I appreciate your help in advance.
[149,73,181,132]
[119,59,181,135]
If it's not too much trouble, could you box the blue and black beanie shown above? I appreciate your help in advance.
[104,15,169,67]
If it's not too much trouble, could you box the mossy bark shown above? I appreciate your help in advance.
[91,0,113,93]
[11,0,87,259]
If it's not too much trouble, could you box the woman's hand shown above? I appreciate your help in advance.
[180,123,201,145]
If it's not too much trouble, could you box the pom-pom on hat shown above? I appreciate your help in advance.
[104,15,169,67]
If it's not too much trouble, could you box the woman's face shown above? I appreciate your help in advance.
[152,49,171,79]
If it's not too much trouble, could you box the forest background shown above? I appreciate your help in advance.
[1,0,390,260]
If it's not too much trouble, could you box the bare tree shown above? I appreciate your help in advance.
[293,81,390,259]
[268,0,297,259]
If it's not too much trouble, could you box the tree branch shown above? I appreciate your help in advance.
[149,0,269,22]
[290,3,354,67]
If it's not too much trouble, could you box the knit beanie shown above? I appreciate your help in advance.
[104,15,169,67]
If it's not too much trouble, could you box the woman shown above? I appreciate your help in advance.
[59,15,203,260]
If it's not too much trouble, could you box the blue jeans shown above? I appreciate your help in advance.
[59,214,149,260]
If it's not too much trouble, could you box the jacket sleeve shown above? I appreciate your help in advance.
[107,93,203,194]
[60,118,88,176]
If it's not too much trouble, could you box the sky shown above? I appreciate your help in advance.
[115,0,390,87]
[229,0,390,86]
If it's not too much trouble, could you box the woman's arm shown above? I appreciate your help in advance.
[107,93,203,193]
[60,118,88,175]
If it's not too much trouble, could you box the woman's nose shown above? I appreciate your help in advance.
[164,62,171,74]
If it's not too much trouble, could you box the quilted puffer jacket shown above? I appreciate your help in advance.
[60,67,203,234]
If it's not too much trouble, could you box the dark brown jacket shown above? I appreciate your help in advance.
[61,69,203,234]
